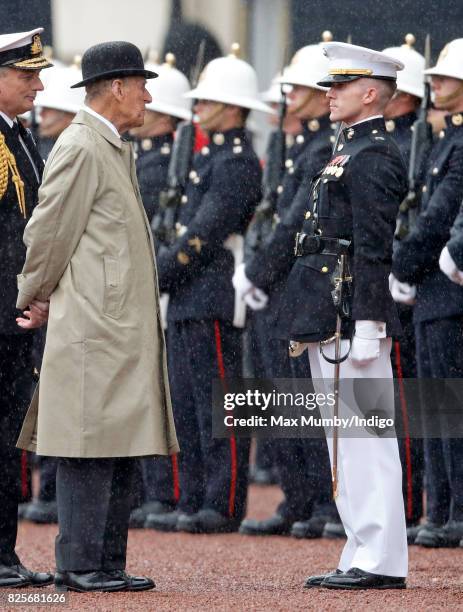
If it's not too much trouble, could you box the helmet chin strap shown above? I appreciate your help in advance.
[199,103,226,130]
[435,81,463,106]
[288,88,315,116]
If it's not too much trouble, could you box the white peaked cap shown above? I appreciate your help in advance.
[424,39,463,81]
[35,64,85,114]
[146,55,192,120]
[185,44,273,113]
[318,41,404,86]
[383,35,425,98]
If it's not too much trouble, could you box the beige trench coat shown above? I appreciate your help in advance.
[16,110,179,458]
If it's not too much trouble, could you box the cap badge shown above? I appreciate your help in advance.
[31,34,42,56]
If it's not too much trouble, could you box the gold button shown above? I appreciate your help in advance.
[193,176,200,184]
[439,130,445,139]
[385,121,395,133]
[305,211,311,219]
[452,113,463,126]
[141,138,152,151]
[189,170,197,180]
[233,145,242,154]
[321,266,329,273]
[233,137,241,145]
[213,133,225,145]
[288,167,294,174]
[308,119,320,132]
[285,159,293,168]
[181,195,188,204]
[337,144,344,151]
[277,185,283,194]
[323,178,328,183]
[177,251,190,265]
[296,134,305,144]
[422,186,427,193]
[330,135,335,143]
[201,146,210,155]
[372,129,379,134]
[432,167,439,175]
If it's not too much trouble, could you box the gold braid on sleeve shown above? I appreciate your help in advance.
[0,133,26,218]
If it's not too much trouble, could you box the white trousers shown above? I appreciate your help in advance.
[308,338,408,577]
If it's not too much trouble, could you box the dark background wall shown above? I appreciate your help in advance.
[0,0,52,43]
[291,0,463,59]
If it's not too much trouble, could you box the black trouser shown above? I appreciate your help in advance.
[0,333,33,565]
[415,316,463,524]
[55,457,136,572]
[167,319,250,519]
[138,456,178,508]
[392,304,424,525]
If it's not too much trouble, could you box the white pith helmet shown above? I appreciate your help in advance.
[35,58,85,114]
[277,31,333,91]
[146,53,192,120]
[383,34,425,98]
[260,74,292,104]
[185,43,272,113]
[424,38,463,81]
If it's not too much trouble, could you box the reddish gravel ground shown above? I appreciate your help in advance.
[4,484,463,611]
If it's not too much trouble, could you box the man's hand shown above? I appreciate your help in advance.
[232,263,255,299]
[349,320,385,367]
[439,246,463,286]
[244,287,269,311]
[16,299,49,329]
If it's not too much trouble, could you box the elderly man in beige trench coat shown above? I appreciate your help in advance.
[15,41,179,593]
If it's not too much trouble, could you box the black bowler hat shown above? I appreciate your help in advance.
[71,41,158,88]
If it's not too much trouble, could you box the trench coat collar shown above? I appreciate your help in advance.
[73,109,122,149]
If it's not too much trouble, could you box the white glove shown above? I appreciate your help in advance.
[232,263,254,299]
[389,274,416,305]
[439,246,463,286]
[349,320,385,367]
[244,288,269,311]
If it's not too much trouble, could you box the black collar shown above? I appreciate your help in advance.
[341,117,386,142]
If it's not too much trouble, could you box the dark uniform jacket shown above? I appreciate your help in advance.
[246,115,334,327]
[392,112,463,323]
[0,115,43,334]
[157,127,262,323]
[385,111,416,164]
[133,133,173,223]
[276,117,406,342]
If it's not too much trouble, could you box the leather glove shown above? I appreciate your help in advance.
[349,320,385,367]
[439,246,463,286]
[232,263,254,299]
[389,274,416,305]
[244,288,268,311]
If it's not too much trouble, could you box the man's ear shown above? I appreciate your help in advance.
[110,79,124,100]
[363,86,378,107]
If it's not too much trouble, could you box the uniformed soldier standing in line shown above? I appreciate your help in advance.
[0,27,54,589]
[20,60,85,527]
[382,35,425,543]
[277,42,408,589]
[235,40,338,539]
[152,45,266,534]
[127,54,191,529]
[393,38,463,548]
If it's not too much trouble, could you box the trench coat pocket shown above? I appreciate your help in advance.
[103,256,122,319]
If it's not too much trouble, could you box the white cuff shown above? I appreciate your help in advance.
[355,320,386,340]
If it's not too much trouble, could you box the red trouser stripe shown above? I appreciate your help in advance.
[214,320,237,518]
[171,454,180,502]
[394,340,413,520]
[21,451,28,498]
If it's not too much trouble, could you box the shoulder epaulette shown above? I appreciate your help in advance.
[0,132,26,217]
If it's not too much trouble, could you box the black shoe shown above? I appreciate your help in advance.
[415,520,463,548]
[239,514,292,536]
[406,523,421,545]
[23,500,58,524]
[291,516,327,539]
[0,564,31,588]
[17,503,30,520]
[11,564,53,587]
[54,571,127,593]
[145,510,183,532]
[321,567,406,590]
[179,509,240,534]
[130,502,173,528]
[304,569,342,588]
[106,570,155,591]
[322,521,346,539]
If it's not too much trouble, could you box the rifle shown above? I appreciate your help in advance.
[245,63,288,253]
[151,41,206,246]
[395,34,433,241]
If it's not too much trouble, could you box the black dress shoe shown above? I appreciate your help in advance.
[54,571,127,592]
[23,500,58,524]
[106,570,155,591]
[415,521,463,548]
[406,523,421,545]
[0,564,31,588]
[145,510,183,532]
[178,509,240,534]
[239,514,292,536]
[291,516,327,539]
[321,567,406,590]
[13,564,54,587]
[304,569,342,588]
[322,521,346,539]
[130,501,173,528]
